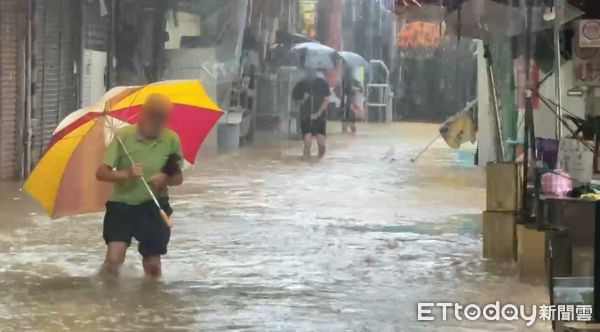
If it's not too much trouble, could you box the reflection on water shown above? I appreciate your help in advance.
[0,123,547,331]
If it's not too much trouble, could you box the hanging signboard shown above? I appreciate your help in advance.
[300,1,317,38]
[396,21,444,48]
[574,31,600,86]
[579,20,600,48]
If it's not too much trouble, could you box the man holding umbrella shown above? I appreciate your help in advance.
[96,94,183,278]
[24,80,224,279]
[292,69,331,159]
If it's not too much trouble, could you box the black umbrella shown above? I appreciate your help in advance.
[290,42,337,69]
[338,51,369,69]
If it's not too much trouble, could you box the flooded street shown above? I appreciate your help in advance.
[0,123,547,331]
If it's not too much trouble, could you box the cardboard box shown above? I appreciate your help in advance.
[517,224,547,281]
[486,162,522,212]
[482,211,516,261]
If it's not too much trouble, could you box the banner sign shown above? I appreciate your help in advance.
[574,27,600,86]
[579,20,600,48]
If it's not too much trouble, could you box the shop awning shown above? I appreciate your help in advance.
[444,0,584,38]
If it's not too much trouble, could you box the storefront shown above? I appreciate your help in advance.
[3,0,285,178]
[0,0,91,179]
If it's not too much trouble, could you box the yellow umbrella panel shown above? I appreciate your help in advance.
[24,116,113,218]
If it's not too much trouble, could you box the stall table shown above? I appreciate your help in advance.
[539,196,598,330]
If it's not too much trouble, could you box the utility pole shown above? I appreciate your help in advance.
[521,0,537,221]
[553,0,563,139]
[106,0,116,89]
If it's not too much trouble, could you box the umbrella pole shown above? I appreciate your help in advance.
[484,45,505,162]
[103,103,172,228]
[410,134,441,163]
[113,133,172,228]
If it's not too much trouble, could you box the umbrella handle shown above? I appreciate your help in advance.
[159,208,173,228]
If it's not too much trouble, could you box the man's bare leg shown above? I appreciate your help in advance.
[142,256,162,278]
[316,134,326,158]
[303,133,313,159]
[102,242,128,277]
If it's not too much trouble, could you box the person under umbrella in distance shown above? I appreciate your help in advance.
[96,93,183,278]
[341,67,364,134]
[292,69,331,159]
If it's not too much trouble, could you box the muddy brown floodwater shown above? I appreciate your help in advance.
[0,123,548,331]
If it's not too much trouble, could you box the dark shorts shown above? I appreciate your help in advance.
[103,198,173,257]
[300,119,326,136]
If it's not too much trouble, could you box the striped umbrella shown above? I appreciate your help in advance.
[24,80,222,219]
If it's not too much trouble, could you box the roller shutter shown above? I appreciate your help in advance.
[31,0,80,161]
[0,0,22,179]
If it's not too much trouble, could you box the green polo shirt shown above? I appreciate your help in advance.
[103,125,183,205]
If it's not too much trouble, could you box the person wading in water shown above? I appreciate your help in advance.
[96,94,183,278]
[341,68,364,134]
[292,69,331,159]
